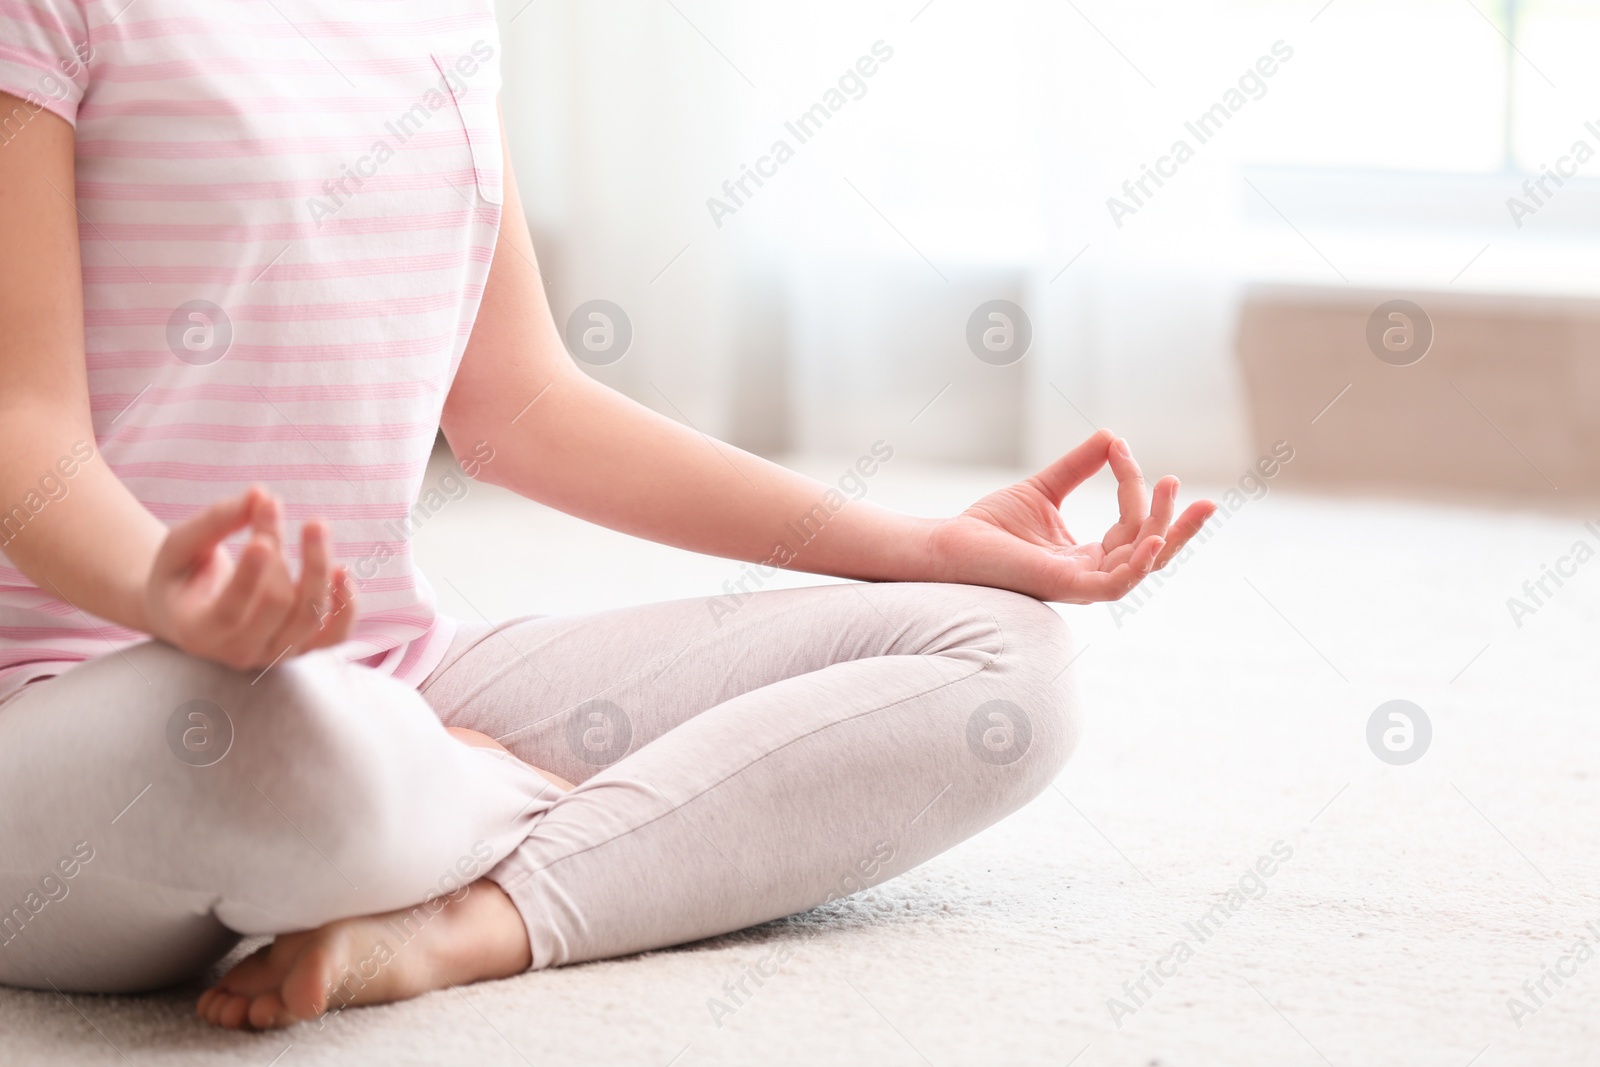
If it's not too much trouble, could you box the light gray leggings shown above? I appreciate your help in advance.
[0,582,1079,993]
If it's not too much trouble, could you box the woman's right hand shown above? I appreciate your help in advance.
[143,486,357,672]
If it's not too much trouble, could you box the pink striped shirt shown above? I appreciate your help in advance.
[0,0,504,700]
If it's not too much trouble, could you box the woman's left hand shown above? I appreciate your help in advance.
[926,429,1216,605]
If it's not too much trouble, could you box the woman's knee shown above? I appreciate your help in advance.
[152,646,429,868]
[5,641,522,941]
[954,585,1084,791]
[201,651,542,918]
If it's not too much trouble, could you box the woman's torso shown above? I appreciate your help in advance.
[0,0,505,696]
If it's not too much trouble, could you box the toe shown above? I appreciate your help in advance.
[217,992,251,1030]
[202,989,230,1027]
[248,992,292,1030]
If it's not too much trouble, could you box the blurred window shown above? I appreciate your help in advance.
[1235,0,1597,175]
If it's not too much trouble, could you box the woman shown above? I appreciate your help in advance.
[0,1,1212,1031]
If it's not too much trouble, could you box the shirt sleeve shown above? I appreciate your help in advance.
[0,0,92,127]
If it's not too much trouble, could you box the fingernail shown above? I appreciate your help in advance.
[1115,439,1132,458]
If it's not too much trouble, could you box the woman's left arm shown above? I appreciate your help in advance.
[440,126,1215,605]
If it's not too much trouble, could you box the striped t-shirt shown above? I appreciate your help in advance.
[0,0,504,700]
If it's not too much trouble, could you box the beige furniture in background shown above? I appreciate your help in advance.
[1236,286,1599,502]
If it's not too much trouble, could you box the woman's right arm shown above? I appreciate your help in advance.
[0,93,355,671]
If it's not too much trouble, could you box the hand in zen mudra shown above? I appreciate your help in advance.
[931,429,1217,605]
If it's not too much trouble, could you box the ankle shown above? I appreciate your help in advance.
[432,879,532,982]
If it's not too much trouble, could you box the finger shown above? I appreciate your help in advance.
[1029,428,1114,507]
[1101,437,1150,552]
[206,535,275,632]
[1153,499,1216,569]
[264,521,332,656]
[326,568,357,642]
[1134,475,1179,545]
[234,545,298,665]
[203,513,297,665]
[1122,534,1164,578]
[295,520,332,625]
[1098,541,1140,571]
[1070,536,1164,602]
[249,491,283,549]
[1084,534,1154,573]
[301,567,358,651]
[156,487,264,574]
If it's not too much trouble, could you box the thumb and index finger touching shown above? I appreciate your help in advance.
[154,486,267,575]
[157,488,352,601]
[1030,428,1116,507]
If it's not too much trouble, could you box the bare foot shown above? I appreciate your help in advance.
[196,878,532,1030]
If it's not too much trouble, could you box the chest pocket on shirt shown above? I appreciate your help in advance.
[431,49,504,206]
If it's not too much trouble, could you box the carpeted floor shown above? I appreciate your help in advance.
[3,455,1596,1066]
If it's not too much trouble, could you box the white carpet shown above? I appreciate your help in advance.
[4,454,1597,1066]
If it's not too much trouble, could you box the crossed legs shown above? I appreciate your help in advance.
[0,582,1079,1027]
